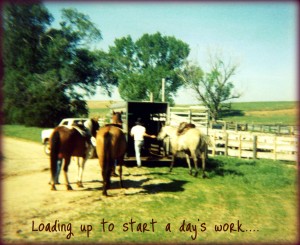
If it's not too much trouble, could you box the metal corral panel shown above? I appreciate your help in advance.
[110,101,169,158]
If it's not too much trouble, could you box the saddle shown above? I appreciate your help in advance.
[71,124,89,137]
[70,123,93,146]
[177,122,196,136]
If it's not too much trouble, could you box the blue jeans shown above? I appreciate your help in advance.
[134,140,144,167]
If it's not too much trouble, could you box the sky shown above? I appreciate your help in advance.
[44,1,298,104]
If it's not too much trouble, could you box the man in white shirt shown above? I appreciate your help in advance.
[130,118,156,167]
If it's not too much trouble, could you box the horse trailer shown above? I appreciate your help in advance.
[109,101,169,160]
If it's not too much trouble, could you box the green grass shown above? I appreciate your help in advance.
[31,157,296,243]
[222,112,297,125]
[230,101,297,111]
[176,101,297,125]
[2,124,44,143]
[89,108,110,118]
[221,101,297,125]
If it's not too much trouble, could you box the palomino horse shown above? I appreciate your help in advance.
[157,125,211,177]
[49,118,100,190]
[96,111,126,196]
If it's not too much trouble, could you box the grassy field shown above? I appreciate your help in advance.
[220,101,297,125]
[87,100,118,118]
[2,124,44,143]
[29,157,296,243]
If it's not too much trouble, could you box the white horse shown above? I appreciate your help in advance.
[157,125,211,177]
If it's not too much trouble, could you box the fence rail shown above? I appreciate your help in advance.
[207,129,298,161]
[168,106,209,128]
[210,121,297,135]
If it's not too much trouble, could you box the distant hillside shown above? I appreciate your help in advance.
[87,100,122,109]
[87,100,298,125]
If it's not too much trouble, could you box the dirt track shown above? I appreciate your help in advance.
[1,137,147,242]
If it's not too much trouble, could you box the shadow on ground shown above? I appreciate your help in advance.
[76,157,247,195]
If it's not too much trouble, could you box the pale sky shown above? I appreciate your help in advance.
[45,1,298,104]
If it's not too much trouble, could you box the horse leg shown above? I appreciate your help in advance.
[192,153,199,177]
[63,156,73,190]
[185,153,193,175]
[50,164,57,191]
[169,155,176,172]
[101,169,107,196]
[102,166,111,196]
[201,152,207,178]
[55,158,62,184]
[117,157,124,189]
[77,157,87,188]
[50,158,62,190]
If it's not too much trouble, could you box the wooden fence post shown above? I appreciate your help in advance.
[253,135,257,159]
[212,131,216,156]
[188,109,192,123]
[225,132,228,156]
[238,134,242,158]
[274,135,277,160]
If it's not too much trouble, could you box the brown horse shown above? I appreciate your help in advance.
[49,118,100,190]
[96,111,127,196]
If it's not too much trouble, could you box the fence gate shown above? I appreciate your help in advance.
[168,106,209,133]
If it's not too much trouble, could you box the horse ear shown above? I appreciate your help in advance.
[112,111,116,115]
[120,111,123,115]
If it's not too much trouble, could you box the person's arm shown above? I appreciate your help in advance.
[130,127,134,137]
[143,132,156,138]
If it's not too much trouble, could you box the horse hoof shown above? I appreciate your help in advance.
[51,185,56,191]
[77,182,84,188]
[194,172,199,178]
[67,185,73,191]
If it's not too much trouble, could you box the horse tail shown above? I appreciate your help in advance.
[203,135,212,147]
[104,131,113,165]
[50,130,60,183]
[102,131,113,195]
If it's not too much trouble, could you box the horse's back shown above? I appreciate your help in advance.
[51,126,87,157]
[176,128,203,151]
[96,126,126,158]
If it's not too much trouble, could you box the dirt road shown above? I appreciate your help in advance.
[1,137,146,242]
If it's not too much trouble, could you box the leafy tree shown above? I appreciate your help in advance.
[3,3,53,124]
[179,55,241,121]
[3,3,53,73]
[3,4,112,127]
[109,32,190,104]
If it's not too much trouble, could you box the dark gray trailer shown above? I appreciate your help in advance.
[110,101,168,160]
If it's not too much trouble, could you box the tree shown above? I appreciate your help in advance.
[109,32,190,104]
[3,3,53,124]
[3,4,112,127]
[179,54,241,121]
